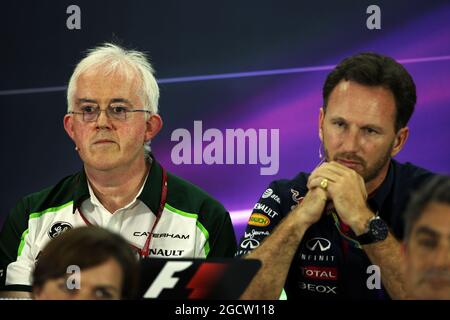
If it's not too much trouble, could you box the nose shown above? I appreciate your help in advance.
[95,109,113,129]
[341,127,360,153]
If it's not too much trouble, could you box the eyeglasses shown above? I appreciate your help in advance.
[68,105,151,122]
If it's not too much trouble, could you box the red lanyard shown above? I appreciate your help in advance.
[78,167,168,258]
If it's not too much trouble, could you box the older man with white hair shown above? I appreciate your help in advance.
[0,43,237,298]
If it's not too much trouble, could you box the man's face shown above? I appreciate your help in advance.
[64,68,157,172]
[320,80,405,184]
[34,258,123,300]
[405,202,450,300]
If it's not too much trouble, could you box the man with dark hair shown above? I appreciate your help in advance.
[33,226,139,300]
[237,52,438,300]
[402,175,450,300]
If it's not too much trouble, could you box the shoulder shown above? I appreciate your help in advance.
[17,172,80,216]
[264,171,311,202]
[165,172,236,252]
[249,171,311,222]
[166,172,228,221]
[389,160,438,238]
[391,160,436,190]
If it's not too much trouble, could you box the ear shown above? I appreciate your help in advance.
[318,107,325,141]
[144,114,163,143]
[63,114,76,141]
[391,126,409,157]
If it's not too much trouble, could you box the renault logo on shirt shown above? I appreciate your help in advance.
[306,237,331,252]
[253,203,279,218]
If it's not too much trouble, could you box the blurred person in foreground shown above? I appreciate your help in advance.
[403,175,450,300]
[33,226,139,300]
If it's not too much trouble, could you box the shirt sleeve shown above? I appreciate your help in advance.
[206,210,237,258]
[235,181,284,257]
[0,198,34,291]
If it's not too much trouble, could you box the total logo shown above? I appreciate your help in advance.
[300,266,338,281]
[261,188,281,204]
[306,237,331,252]
[248,213,271,227]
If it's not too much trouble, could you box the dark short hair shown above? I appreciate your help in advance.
[322,52,416,132]
[33,226,139,299]
[404,175,450,240]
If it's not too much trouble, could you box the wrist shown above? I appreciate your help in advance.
[291,206,315,232]
[350,208,375,236]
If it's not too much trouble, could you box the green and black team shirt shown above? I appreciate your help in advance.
[0,157,237,292]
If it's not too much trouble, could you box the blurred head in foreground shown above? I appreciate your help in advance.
[32,226,139,300]
[403,175,450,300]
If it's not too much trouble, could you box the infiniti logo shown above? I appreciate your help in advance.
[306,237,331,252]
[241,237,260,249]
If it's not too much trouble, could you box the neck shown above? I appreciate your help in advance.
[365,161,390,195]
[85,157,149,213]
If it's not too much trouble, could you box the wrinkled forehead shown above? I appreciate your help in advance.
[78,64,142,89]
[74,66,143,104]
[325,80,397,130]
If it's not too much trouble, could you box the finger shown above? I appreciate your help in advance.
[311,187,329,203]
[358,176,368,199]
[327,161,355,174]
[308,168,341,189]
[321,162,348,176]
[308,176,334,192]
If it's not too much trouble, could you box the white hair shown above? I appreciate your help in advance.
[67,42,159,113]
[67,43,160,154]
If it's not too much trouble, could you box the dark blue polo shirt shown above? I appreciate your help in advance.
[236,160,436,299]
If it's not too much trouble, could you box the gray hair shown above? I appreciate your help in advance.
[67,43,160,154]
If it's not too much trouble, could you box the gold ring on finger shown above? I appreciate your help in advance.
[320,178,328,190]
